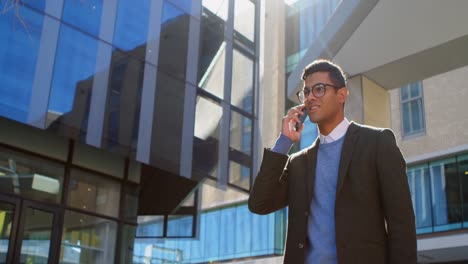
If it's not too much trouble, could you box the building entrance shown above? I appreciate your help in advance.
[0,194,60,264]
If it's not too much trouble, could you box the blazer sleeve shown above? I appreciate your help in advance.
[377,129,417,264]
[248,148,289,215]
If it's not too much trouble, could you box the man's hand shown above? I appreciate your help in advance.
[281,105,306,143]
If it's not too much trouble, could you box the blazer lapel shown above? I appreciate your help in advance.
[336,122,360,199]
[306,137,320,203]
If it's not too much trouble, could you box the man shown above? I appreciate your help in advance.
[248,59,416,264]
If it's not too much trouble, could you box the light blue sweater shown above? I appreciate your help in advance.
[306,136,345,264]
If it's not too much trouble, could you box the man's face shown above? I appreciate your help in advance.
[303,71,347,125]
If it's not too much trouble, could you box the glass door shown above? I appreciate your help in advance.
[0,199,19,264]
[15,201,58,264]
[0,194,59,264]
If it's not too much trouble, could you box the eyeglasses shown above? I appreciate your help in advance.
[296,83,341,102]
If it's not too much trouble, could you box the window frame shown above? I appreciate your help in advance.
[400,81,426,139]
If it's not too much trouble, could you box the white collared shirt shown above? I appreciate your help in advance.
[319,118,350,144]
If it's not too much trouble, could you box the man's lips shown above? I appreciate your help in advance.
[308,105,320,111]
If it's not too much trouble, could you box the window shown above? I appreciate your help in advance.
[407,152,468,234]
[400,81,425,137]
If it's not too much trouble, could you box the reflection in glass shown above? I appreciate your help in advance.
[62,0,103,37]
[234,0,255,42]
[134,202,284,262]
[0,6,43,123]
[202,0,228,21]
[47,24,99,140]
[113,0,151,51]
[167,215,193,237]
[136,215,164,237]
[458,154,468,226]
[0,147,64,203]
[407,164,432,234]
[159,1,190,82]
[231,49,254,113]
[20,207,54,264]
[102,52,144,155]
[0,202,15,263]
[150,70,186,174]
[67,169,121,217]
[119,224,136,264]
[121,184,139,222]
[60,210,117,264]
[199,8,226,99]
[229,161,250,190]
[22,0,46,11]
[230,111,252,155]
[429,158,462,231]
[192,97,222,179]
[285,0,341,73]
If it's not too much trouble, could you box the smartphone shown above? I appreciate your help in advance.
[295,108,307,131]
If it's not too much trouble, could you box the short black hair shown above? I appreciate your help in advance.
[301,59,347,87]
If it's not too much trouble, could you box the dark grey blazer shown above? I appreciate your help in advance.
[248,122,417,264]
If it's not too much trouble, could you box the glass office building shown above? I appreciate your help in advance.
[0,0,289,263]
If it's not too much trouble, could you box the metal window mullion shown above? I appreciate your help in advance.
[86,1,118,147]
[27,0,64,128]
[180,0,201,179]
[252,0,261,188]
[253,0,265,183]
[136,0,164,163]
[217,0,235,188]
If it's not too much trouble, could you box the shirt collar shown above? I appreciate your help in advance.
[319,118,350,144]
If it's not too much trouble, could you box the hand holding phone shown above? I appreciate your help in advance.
[295,108,307,131]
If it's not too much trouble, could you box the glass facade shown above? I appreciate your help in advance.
[0,0,276,262]
[134,202,286,263]
[285,0,342,74]
[408,153,468,234]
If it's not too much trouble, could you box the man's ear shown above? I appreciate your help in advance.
[338,87,349,104]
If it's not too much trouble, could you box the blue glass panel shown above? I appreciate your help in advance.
[159,1,190,79]
[62,0,103,37]
[22,0,45,11]
[401,85,410,101]
[410,82,421,98]
[136,216,164,237]
[188,212,205,260]
[102,52,143,156]
[429,158,462,231]
[458,154,468,227]
[167,215,193,237]
[204,210,220,259]
[167,0,192,15]
[0,5,43,123]
[219,207,236,258]
[47,24,98,137]
[113,0,151,51]
[133,203,287,262]
[251,212,273,255]
[410,99,423,132]
[407,165,433,232]
[234,205,252,258]
[402,102,411,135]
